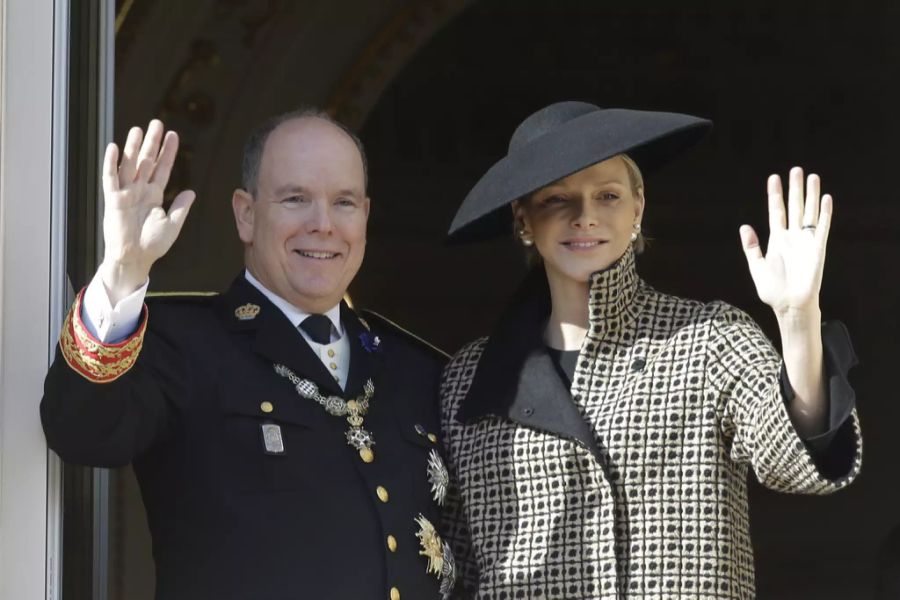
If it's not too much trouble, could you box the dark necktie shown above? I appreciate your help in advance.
[299,314,333,345]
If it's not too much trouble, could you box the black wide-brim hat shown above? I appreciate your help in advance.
[447,101,712,243]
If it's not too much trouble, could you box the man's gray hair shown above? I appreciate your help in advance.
[241,107,368,196]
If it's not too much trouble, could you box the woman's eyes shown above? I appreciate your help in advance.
[540,192,619,205]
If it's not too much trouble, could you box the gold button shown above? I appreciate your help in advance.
[329,362,338,370]
[327,349,335,357]
[260,401,274,413]
[427,433,438,443]
[360,448,375,463]
[387,535,397,552]
[390,588,400,600]
[376,486,389,503]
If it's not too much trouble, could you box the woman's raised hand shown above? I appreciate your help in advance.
[99,120,196,303]
[739,167,831,317]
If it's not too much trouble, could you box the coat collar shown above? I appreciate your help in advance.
[217,275,377,399]
[457,248,641,459]
[586,245,640,337]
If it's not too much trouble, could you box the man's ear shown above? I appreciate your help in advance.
[232,188,255,244]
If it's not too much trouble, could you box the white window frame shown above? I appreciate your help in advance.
[0,0,77,598]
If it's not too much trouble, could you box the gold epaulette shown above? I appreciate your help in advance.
[59,288,148,384]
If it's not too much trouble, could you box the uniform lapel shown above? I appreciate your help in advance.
[220,275,344,397]
[340,301,378,400]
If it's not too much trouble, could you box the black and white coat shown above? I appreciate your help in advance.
[440,248,861,599]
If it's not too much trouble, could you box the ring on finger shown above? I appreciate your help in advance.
[801,224,817,231]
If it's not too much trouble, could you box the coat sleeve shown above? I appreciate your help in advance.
[706,301,862,494]
[439,343,483,599]
[40,291,187,467]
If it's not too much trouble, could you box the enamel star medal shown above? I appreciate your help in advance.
[427,449,449,506]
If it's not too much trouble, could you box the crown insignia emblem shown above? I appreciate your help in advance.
[234,303,261,321]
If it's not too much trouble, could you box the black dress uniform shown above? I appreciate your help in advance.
[41,275,454,600]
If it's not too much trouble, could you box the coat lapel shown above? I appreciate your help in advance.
[458,269,604,461]
[219,275,344,397]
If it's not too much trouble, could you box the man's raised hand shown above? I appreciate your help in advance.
[99,120,196,303]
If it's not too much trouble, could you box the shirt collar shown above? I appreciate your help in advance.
[243,269,343,336]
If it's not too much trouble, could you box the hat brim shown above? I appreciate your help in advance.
[447,108,712,244]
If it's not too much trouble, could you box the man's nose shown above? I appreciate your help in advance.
[307,200,333,233]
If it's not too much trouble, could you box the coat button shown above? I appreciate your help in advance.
[329,362,338,370]
[390,588,400,600]
[387,535,398,552]
[360,448,375,463]
[260,402,274,413]
[327,349,335,357]
[523,407,535,417]
[376,486,389,503]
[427,433,438,443]
[414,424,426,436]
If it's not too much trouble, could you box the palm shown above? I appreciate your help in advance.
[102,120,195,271]
[740,168,831,315]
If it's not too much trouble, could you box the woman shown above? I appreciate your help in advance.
[439,102,861,599]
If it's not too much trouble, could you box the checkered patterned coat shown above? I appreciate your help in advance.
[439,248,861,599]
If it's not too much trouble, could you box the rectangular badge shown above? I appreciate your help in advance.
[260,423,285,455]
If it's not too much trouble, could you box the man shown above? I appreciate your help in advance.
[41,110,455,599]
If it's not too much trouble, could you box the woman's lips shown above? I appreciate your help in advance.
[561,239,607,250]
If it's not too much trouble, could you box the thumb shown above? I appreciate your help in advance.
[166,190,196,232]
[739,224,767,286]
[739,225,762,261]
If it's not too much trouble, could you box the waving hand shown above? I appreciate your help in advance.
[739,167,831,316]
[99,120,195,303]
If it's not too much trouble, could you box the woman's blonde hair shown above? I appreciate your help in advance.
[514,154,647,265]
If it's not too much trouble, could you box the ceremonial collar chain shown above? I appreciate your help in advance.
[273,364,376,462]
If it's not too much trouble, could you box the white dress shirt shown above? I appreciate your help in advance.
[80,270,351,389]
